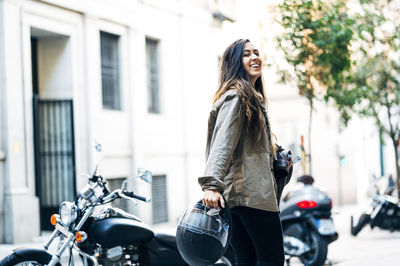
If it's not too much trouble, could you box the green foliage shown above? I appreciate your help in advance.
[276,0,354,101]
[323,0,400,196]
[275,0,354,174]
[325,0,400,142]
[275,0,399,144]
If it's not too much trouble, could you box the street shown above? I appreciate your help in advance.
[0,205,399,265]
[327,205,400,266]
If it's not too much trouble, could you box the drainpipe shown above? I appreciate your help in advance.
[0,149,5,243]
[0,0,10,244]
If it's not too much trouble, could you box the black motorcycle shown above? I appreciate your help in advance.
[0,165,235,266]
[280,176,338,266]
[350,175,400,236]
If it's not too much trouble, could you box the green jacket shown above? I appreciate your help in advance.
[198,90,279,212]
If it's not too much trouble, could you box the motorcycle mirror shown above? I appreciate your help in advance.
[137,168,152,184]
[92,139,102,175]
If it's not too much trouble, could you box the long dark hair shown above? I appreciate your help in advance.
[213,39,276,153]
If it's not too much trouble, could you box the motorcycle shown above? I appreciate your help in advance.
[0,159,235,265]
[350,174,400,236]
[280,176,338,266]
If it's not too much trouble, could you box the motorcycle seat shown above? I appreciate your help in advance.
[155,233,178,250]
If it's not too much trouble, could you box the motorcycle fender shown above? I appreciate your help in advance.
[13,247,54,264]
[282,215,319,232]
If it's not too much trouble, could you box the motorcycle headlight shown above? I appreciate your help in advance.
[59,201,78,227]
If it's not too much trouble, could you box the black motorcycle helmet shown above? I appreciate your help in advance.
[176,199,232,266]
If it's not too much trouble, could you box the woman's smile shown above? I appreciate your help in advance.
[242,42,262,84]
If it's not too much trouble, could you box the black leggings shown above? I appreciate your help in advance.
[230,206,284,266]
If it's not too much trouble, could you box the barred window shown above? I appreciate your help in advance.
[100,31,121,110]
[146,38,160,114]
[152,175,168,224]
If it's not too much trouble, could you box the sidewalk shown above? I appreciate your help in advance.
[328,204,400,266]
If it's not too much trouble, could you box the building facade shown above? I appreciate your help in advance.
[0,0,395,244]
[0,0,235,243]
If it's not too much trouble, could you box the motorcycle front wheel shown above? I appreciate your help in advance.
[0,253,47,266]
[299,229,327,266]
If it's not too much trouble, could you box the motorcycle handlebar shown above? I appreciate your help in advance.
[123,191,150,203]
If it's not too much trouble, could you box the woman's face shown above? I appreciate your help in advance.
[241,42,262,85]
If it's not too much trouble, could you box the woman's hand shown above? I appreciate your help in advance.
[202,190,225,209]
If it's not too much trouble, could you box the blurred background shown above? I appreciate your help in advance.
[0,1,399,260]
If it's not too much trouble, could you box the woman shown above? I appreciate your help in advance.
[198,39,289,266]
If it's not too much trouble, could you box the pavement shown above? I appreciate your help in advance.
[1,204,400,265]
[327,204,400,266]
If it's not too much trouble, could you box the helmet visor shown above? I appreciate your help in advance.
[178,203,229,247]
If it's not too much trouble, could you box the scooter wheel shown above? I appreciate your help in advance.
[299,229,328,266]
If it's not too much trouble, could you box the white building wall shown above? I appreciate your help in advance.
[0,0,230,242]
[0,0,41,243]
[179,7,225,209]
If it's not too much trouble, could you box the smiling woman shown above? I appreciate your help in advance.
[198,39,285,266]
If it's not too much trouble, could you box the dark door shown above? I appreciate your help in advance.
[33,97,76,230]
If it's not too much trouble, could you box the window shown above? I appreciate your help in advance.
[106,178,128,211]
[146,38,160,114]
[152,175,168,224]
[100,31,121,110]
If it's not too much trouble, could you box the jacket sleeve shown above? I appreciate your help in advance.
[198,94,245,193]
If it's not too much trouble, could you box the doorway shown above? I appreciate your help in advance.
[31,28,76,230]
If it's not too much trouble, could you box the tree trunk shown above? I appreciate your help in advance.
[391,137,400,200]
[308,98,313,175]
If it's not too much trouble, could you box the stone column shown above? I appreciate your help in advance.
[0,0,40,244]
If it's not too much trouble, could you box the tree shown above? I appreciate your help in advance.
[275,0,353,174]
[326,0,400,198]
